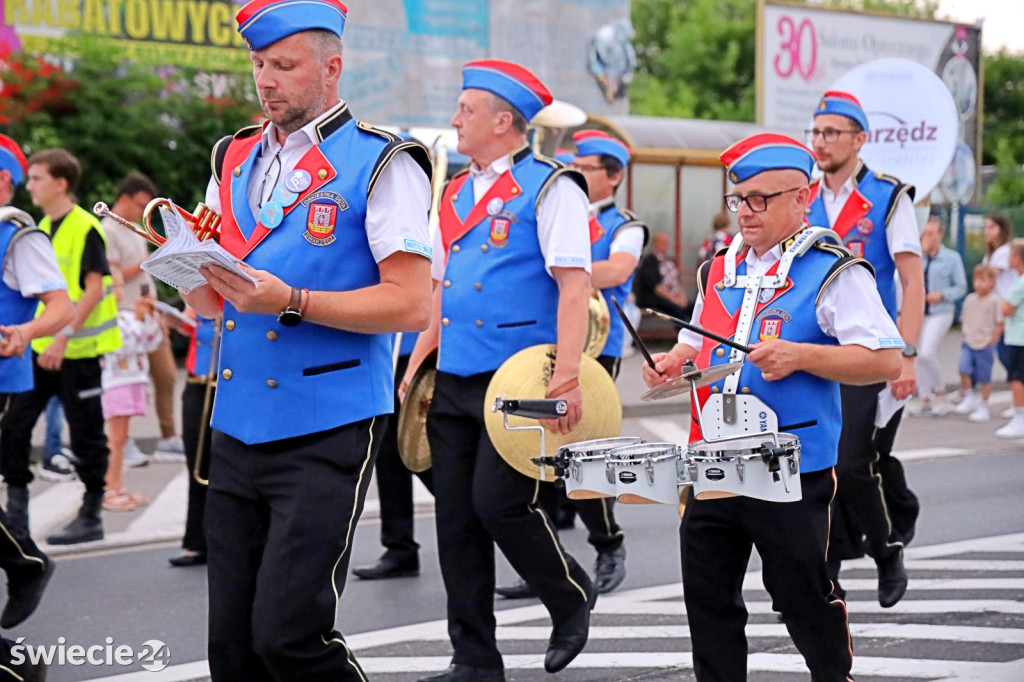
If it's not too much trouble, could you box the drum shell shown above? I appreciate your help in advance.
[606,443,686,505]
[561,437,642,500]
[687,434,802,503]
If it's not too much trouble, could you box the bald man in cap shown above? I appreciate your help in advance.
[643,133,902,681]
[0,133,71,681]
[412,60,595,681]
[180,1,433,678]
[807,90,924,608]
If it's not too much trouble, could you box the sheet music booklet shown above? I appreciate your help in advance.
[141,202,257,293]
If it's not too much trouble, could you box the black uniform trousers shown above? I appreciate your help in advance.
[681,468,853,682]
[538,354,624,551]
[428,370,593,669]
[0,353,108,493]
[0,394,50,680]
[180,381,213,554]
[373,354,433,561]
[205,417,385,682]
[829,383,915,563]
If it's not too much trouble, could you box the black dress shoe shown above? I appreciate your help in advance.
[1,558,55,628]
[594,546,626,594]
[352,554,419,580]
[417,663,505,682]
[544,584,597,673]
[168,552,207,568]
[494,578,536,599]
[877,548,908,608]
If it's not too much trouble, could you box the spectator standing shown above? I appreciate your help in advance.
[100,173,186,465]
[697,211,733,263]
[909,216,966,416]
[634,232,690,320]
[996,239,1024,438]
[954,265,1002,422]
[0,147,122,546]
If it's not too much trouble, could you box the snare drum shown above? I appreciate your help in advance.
[606,442,687,505]
[687,433,801,503]
[559,437,643,500]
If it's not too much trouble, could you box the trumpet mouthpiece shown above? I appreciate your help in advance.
[93,202,109,216]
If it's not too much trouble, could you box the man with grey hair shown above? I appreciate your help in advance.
[181,0,434,678]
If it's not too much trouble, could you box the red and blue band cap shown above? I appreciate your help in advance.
[461,60,553,122]
[236,0,347,51]
[554,148,575,165]
[0,134,27,186]
[720,134,816,184]
[573,130,630,167]
[814,90,869,132]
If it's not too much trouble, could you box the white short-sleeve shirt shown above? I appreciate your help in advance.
[2,229,66,296]
[430,153,591,281]
[817,170,921,258]
[678,243,902,352]
[205,102,432,266]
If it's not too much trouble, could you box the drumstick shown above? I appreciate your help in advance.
[610,297,657,370]
[643,309,752,354]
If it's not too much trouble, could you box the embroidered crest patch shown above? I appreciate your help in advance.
[758,317,783,341]
[305,203,337,246]
[489,217,510,247]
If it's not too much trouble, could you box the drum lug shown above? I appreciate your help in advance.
[606,462,616,485]
[646,459,656,485]
[735,458,744,483]
[570,460,581,483]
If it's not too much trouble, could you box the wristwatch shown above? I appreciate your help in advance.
[901,343,917,358]
[59,324,74,338]
[277,287,303,327]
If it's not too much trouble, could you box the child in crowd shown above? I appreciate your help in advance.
[101,281,162,510]
[996,240,1024,438]
[954,265,1003,422]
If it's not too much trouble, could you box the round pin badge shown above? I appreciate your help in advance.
[272,185,298,207]
[259,201,284,229]
[486,197,504,216]
[283,169,312,193]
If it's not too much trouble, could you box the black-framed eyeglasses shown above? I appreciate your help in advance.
[724,187,802,213]
[805,128,859,143]
[257,150,283,209]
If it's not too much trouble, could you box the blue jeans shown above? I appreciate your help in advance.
[43,395,64,460]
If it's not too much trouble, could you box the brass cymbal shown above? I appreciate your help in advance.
[640,361,744,401]
[397,352,437,473]
[484,345,622,480]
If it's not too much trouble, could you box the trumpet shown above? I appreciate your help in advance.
[93,198,222,247]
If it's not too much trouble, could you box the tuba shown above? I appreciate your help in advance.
[94,198,222,247]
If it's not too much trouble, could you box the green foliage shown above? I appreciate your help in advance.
[0,38,258,215]
[984,138,1024,208]
[818,0,938,19]
[981,49,1024,167]
[631,0,757,121]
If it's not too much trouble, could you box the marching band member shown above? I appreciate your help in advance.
[807,91,924,606]
[0,133,70,682]
[180,0,433,678]
[414,60,595,682]
[642,134,902,681]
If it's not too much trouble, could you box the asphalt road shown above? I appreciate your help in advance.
[11,409,1024,682]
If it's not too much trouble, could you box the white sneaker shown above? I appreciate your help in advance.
[1003,406,1015,420]
[153,436,186,463]
[123,439,151,468]
[967,404,990,423]
[995,416,1024,439]
[954,394,978,415]
[930,398,951,416]
[907,400,931,417]
[38,453,78,482]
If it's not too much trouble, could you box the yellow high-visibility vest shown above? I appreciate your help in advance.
[32,205,121,359]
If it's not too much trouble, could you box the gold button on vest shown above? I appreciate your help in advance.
[452,245,460,253]
[225,320,235,331]
[267,380,278,388]
[266,331,278,341]
[716,348,725,357]
[476,320,483,327]
[475,283,482,291]
[318,169,328,180]
[442,318,450,327]
[222,369,233,380]
[443,280,451,288]
[480,245,489,253]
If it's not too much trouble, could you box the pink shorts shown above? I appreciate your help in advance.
[102,383,148,420]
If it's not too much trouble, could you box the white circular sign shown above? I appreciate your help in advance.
[828,58,958,197]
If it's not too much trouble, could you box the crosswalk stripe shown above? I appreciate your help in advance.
[29,479,83,537]
[594,598,1024,616]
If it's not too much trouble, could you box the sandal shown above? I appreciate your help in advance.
[103,490,137,512]
[124,490,149,507]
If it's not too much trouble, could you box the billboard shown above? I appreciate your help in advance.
[1,0,633,126]
[757,1,982,202]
